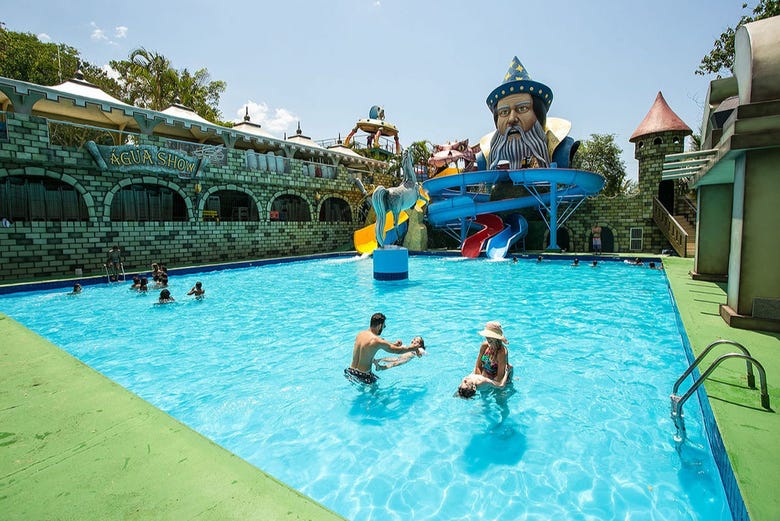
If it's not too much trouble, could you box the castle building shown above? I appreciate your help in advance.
[0,72,392,281]
[553,92,692,258]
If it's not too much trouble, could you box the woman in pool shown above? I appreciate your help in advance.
[458,321,513,397]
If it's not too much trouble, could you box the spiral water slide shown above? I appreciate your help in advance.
[422,168,605,256]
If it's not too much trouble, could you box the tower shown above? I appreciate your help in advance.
[629,92,692,219]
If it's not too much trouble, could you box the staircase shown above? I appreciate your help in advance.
[673,215,696,257]
[652,197,695,258]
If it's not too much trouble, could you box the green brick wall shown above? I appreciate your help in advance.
[562,129,687,254]
[0,111,690,281]
[0,113,392,282]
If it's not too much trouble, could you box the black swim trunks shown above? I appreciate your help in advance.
[344,367,378,384]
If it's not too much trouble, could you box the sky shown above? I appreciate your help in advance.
[1,0,749,180]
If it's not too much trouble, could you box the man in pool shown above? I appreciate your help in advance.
[346,312,420,385]
[373,336,425,371]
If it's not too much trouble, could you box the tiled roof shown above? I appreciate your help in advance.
[630,92,692,142]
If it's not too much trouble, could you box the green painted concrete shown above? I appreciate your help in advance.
[0,314,344,521]
[1,257,777,520]
[664,257,780,521]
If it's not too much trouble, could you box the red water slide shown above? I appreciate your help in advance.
[461,213,504,258]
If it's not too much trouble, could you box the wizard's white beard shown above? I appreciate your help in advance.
[489,121,549,169]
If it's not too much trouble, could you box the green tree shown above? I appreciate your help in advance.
[0,24,80,85]
[696,0,780,76]
[0,24,226,125]
[382,140,432,179]
[571,133,627,197]
[126,47,178,111]
[177,68,226,122]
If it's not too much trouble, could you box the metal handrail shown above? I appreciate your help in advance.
[670,352,770,443]
[673,340,756,394]
[672,353,770,415]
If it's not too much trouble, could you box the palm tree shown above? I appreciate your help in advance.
[177,67,226,122]
[128,47,177,110]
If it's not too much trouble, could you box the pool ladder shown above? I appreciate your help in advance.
[670,340,770,443]
[103,263,126,283]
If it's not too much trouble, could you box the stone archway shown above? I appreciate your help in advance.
[103,177,193,221]
[589,226,615,253]
[0,167,96,221]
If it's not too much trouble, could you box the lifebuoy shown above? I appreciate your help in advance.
[1,218,10,228]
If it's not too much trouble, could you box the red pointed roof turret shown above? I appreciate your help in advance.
[629,92,692,142]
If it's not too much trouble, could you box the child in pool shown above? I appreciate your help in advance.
[373,336,425,371]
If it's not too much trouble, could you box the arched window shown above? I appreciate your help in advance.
[205,190,258,221]
[0,176,87,222]
[653,137,663,145]
[319,197,352,222]
[110,184,187,221]
[271,194,310,222]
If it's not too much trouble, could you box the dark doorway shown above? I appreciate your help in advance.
[658,180,675,213]
[548,228,570,250]
[589,227,615,253]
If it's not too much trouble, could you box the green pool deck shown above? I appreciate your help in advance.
[663,257,779,521]
[0,256,778,520]
[0,314,345,520]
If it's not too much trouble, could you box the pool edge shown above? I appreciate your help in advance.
[2,253,776,520]
[0,312,346,521]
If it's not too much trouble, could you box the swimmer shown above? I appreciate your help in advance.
[345,312,419,385]
[572,258,580,266]
[187,281,205,298]
[154,274,168,288]
[130,276,141,290]
[157,288,174,304]
[68,283,82,295]
[373,336,425,371]
[457,373,493,398]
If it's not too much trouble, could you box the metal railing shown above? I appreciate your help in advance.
[670,340,770,443]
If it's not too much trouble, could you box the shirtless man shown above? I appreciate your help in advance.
[345,313,420,384]
[106,245,123,281]
[591,224,602,254]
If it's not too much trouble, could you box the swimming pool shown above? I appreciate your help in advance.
[0,256,733,520]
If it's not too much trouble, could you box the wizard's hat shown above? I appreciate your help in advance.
[486,56,553,111]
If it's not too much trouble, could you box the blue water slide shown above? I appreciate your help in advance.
[485,213,528,259]
[423,168,604,227]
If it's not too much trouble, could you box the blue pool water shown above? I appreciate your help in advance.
[0,256,733,520]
